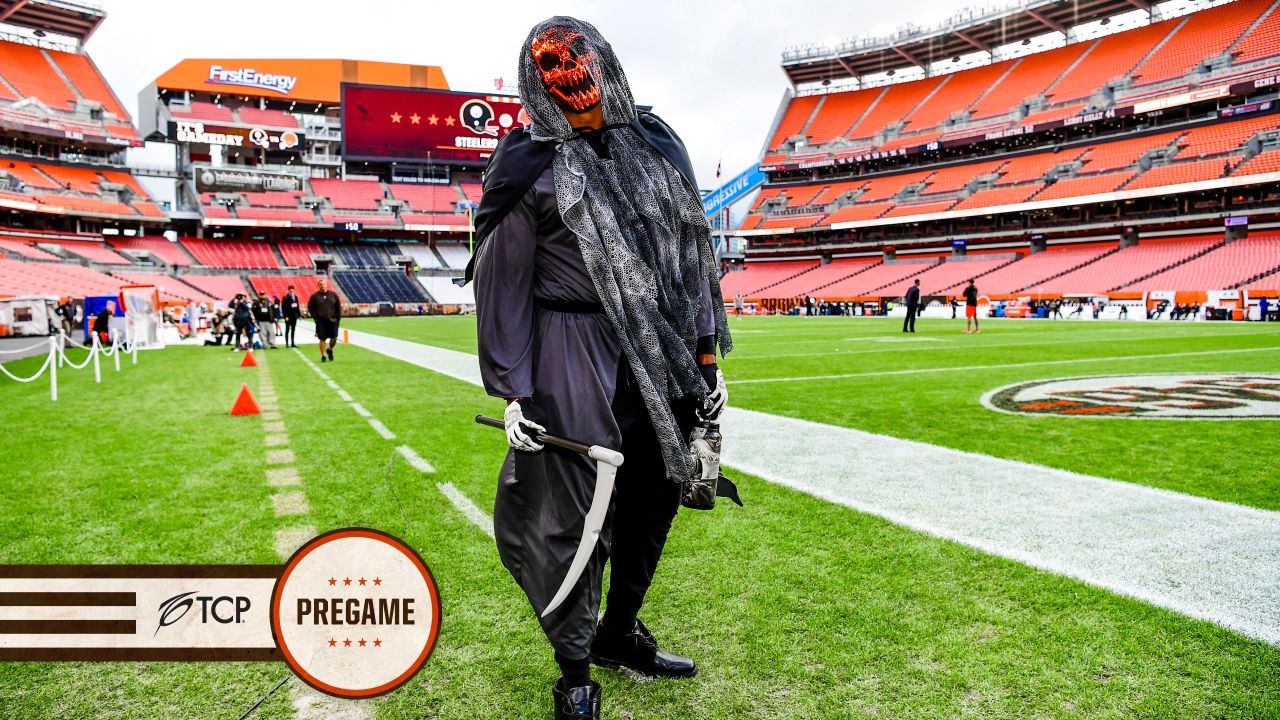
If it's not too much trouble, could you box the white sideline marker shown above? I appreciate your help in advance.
[349,402,372,418]
[337,389,353,402]
[274,526,316,560]
[396,445,435,473]
[266,467,301,487]
[271,491,310,516]
[264,434,288,447]
[367,418,396,440]
[343,326,1280,646]
[437,482,494,538]
[262,421,286,433]
[266,449,295,465]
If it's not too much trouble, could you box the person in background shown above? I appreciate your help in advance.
[231,293,254,350]
[55,297,75,337]
[1260,296,1270,321]
[307,277,342,362]
[270,295,282,338]
[281,285,301,348]
[962,279,980,334]
[252,293,277,349]
[92,300,114,346]
[903,278,921,333]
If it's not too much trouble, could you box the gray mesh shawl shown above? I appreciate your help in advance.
[518,16,732,483]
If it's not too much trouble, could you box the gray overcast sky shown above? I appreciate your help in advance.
[87,0,960,188]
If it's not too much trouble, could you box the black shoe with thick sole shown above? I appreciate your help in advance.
[552,678,600,720]
[590,619,697,678]
[320,356,326,363]
[327,348,334,361]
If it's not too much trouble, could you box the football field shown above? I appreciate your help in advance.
[1,316,1278,719]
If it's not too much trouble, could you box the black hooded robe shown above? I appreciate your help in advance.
[474,142,715,660]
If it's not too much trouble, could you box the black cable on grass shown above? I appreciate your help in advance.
[235,673,290,720]
[384,449,410,538]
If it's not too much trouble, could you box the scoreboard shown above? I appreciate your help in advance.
[341,84,522,166]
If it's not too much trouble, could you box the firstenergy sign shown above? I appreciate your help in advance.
[208,65,298,95]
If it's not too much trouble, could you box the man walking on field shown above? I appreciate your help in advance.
[962,278,980,334]
[307,277,342,362]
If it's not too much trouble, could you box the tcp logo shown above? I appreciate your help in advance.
[155,591,252,635]
[982,374,1280,419]
[271,528,440,698]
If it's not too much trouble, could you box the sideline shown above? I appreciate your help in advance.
[339,325,1280,646]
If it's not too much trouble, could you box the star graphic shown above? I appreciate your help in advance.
[409,113,421,124]
[343,638,352,647]
[358,638,367,647]
[390,112,402,123]
[443,115,455,126]
[373,577,382,586]
[358,577,367,586]
[427,114,438,125]
[373,638,382,647]
[328,577,337,586]
[328,638,337,647]
[343,577,352,586]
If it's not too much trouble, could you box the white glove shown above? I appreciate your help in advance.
[504,400,546,452]
[702,369,727,421]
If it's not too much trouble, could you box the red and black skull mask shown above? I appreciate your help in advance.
[531,28,601,113]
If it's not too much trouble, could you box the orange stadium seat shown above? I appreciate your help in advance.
[1023,236,1219,294]
[181,238,278,269]
[970,43,1085,119]
[1231,149,1280,176]
[241,192,304,208]
[718,260,818,299]
[1033,172,1133,202]
[1230,3,1280,65]
[824,201,896,224]
[880,255,1013,296]
[766,94,822,152]
[968,244,1116,294]
[0,257,128,297]
[1078,131,1181,174]
[0,236,61,260]
[758,257,881,299]
[235,207,318,224]
[1126,158,1228,190]
[42,239,129,264]
[856,169,935,203]
[107,237,192,266]
[401,212,470,227]
[278,241,324,267]
[3,161,61,190]
[906,60,1014,130]
[1126,235,1280,291]
[248,275,337,302]
[42,195,134,216]
[37,164,104,194]
[321,212,399,226]
[171,101,235,123]
[175,274,249,302]
[923,159,1007,194]
[0,40,77,110]
[819,259,940,298]
[952,185,1039,211]
[390,183,460,213]
[1177,115,1280,158]
[1047,19,1179,102]
[881,199,957,218]
[45,49,129,119]
[458,182,482,204]
[1131,0,1268,86]
[757,214,824,230]
[310,178,384,210]
[996,150,1086,185]
[235,106,298,128]
[806,87,882,145]
[849,77,946,142]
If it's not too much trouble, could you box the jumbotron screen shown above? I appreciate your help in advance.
[341,84,523,165]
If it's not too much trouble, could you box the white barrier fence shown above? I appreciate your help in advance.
[0,331,137,401]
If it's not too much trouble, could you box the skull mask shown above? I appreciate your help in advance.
[531,28,601,113]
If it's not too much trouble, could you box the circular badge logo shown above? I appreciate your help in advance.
[271,528,440,698]
[982,373,1280,419]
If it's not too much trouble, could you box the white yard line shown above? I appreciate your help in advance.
[729,346,1280,385]
[397,445,435,473]
[342,326,1280,646]
[367,418,396,440]
[349,402,372,418]
[437,482,495,538]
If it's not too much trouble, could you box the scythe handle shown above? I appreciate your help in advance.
[474,415,623,466]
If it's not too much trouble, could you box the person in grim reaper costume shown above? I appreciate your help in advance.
[466,16,733,720]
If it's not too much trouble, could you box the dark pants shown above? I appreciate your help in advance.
[903,305,917,332]
[284,317,298,346]
[495,361,689,662]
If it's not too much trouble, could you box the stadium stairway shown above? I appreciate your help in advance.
[1107,239,1224,292]
[267,241,288,269]
[1011,246,1123,294]
[796,259,885,297]
[862,259,942,294]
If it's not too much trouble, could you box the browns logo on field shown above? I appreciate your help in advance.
[981,374,1280,419]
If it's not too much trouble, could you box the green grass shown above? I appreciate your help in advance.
[1,318,1278,719]
[350,315,1280,510]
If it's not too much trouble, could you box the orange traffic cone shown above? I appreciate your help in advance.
[230,384,261,416]
[240,351,258,368]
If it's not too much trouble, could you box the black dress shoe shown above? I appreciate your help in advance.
[590,619,697,678]
[552,678,600,720]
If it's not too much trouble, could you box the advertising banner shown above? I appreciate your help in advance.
[342,84,522,165]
